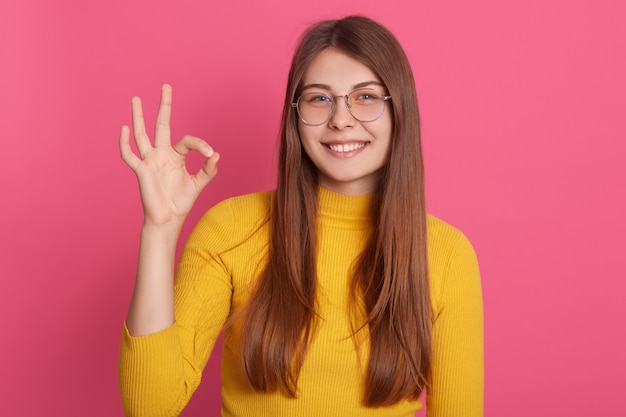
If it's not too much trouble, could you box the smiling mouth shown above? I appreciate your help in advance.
[324,142,368,153]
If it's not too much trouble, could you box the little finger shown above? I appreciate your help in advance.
[119,125,141,170]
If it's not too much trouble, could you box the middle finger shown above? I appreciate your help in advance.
[154,84,172,147]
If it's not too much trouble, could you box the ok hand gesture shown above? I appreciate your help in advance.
[119,84,220,229]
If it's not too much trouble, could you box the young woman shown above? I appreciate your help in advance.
[118,15,483,417]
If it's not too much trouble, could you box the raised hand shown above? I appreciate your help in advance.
[119,84,220,228]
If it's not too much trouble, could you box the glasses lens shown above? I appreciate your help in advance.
[295,89,389,125]
[348,89,386,122]
[297,92,333,126]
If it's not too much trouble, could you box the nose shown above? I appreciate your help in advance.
[328,95,355,129]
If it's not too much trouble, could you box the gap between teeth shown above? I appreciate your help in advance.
[328,143,366,152]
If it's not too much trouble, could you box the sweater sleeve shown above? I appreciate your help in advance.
[118,200,236,417]
[426,230,484,417]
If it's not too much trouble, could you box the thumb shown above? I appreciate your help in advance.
[193,152,220,189]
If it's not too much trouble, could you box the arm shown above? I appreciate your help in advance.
[119,84,219,336]
[426,233,484,417]
[118,85,221,416]
[118,214,234,417]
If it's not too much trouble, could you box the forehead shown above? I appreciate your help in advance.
[301,48,382,91]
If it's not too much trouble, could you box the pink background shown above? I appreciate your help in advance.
[1,0,624,415]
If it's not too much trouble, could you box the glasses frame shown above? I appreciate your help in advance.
[292,88,392,126]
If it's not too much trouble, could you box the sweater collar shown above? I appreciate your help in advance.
[317,187,375,230]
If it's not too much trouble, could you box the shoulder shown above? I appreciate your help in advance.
[427,214,477,261]
[210,189,274,219]
[186,190,274,252]
[427,214,481,311]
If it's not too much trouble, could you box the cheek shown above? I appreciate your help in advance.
[297,124,318,149]
[383,116,394,149]
[296,129,316,164]
[371,116,393,146]
[376,120,394,162]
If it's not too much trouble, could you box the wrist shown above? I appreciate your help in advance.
[140,220,184,241]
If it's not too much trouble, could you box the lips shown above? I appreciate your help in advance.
[322,141,369,153]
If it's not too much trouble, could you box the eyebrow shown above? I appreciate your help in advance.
[300,80,385,92]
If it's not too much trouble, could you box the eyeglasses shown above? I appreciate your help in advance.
[292,88,392,126]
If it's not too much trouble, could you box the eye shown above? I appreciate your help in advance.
[352,89,382,105]
[355,89,382,99]
[303,93,332,104]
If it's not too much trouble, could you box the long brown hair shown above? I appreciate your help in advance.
[240,15,431,406]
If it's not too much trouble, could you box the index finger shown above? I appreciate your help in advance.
[154,84,172,146]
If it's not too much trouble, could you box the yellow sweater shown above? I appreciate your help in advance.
[119,188,484,416]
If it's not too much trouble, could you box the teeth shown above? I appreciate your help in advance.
[328,143,366,152]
